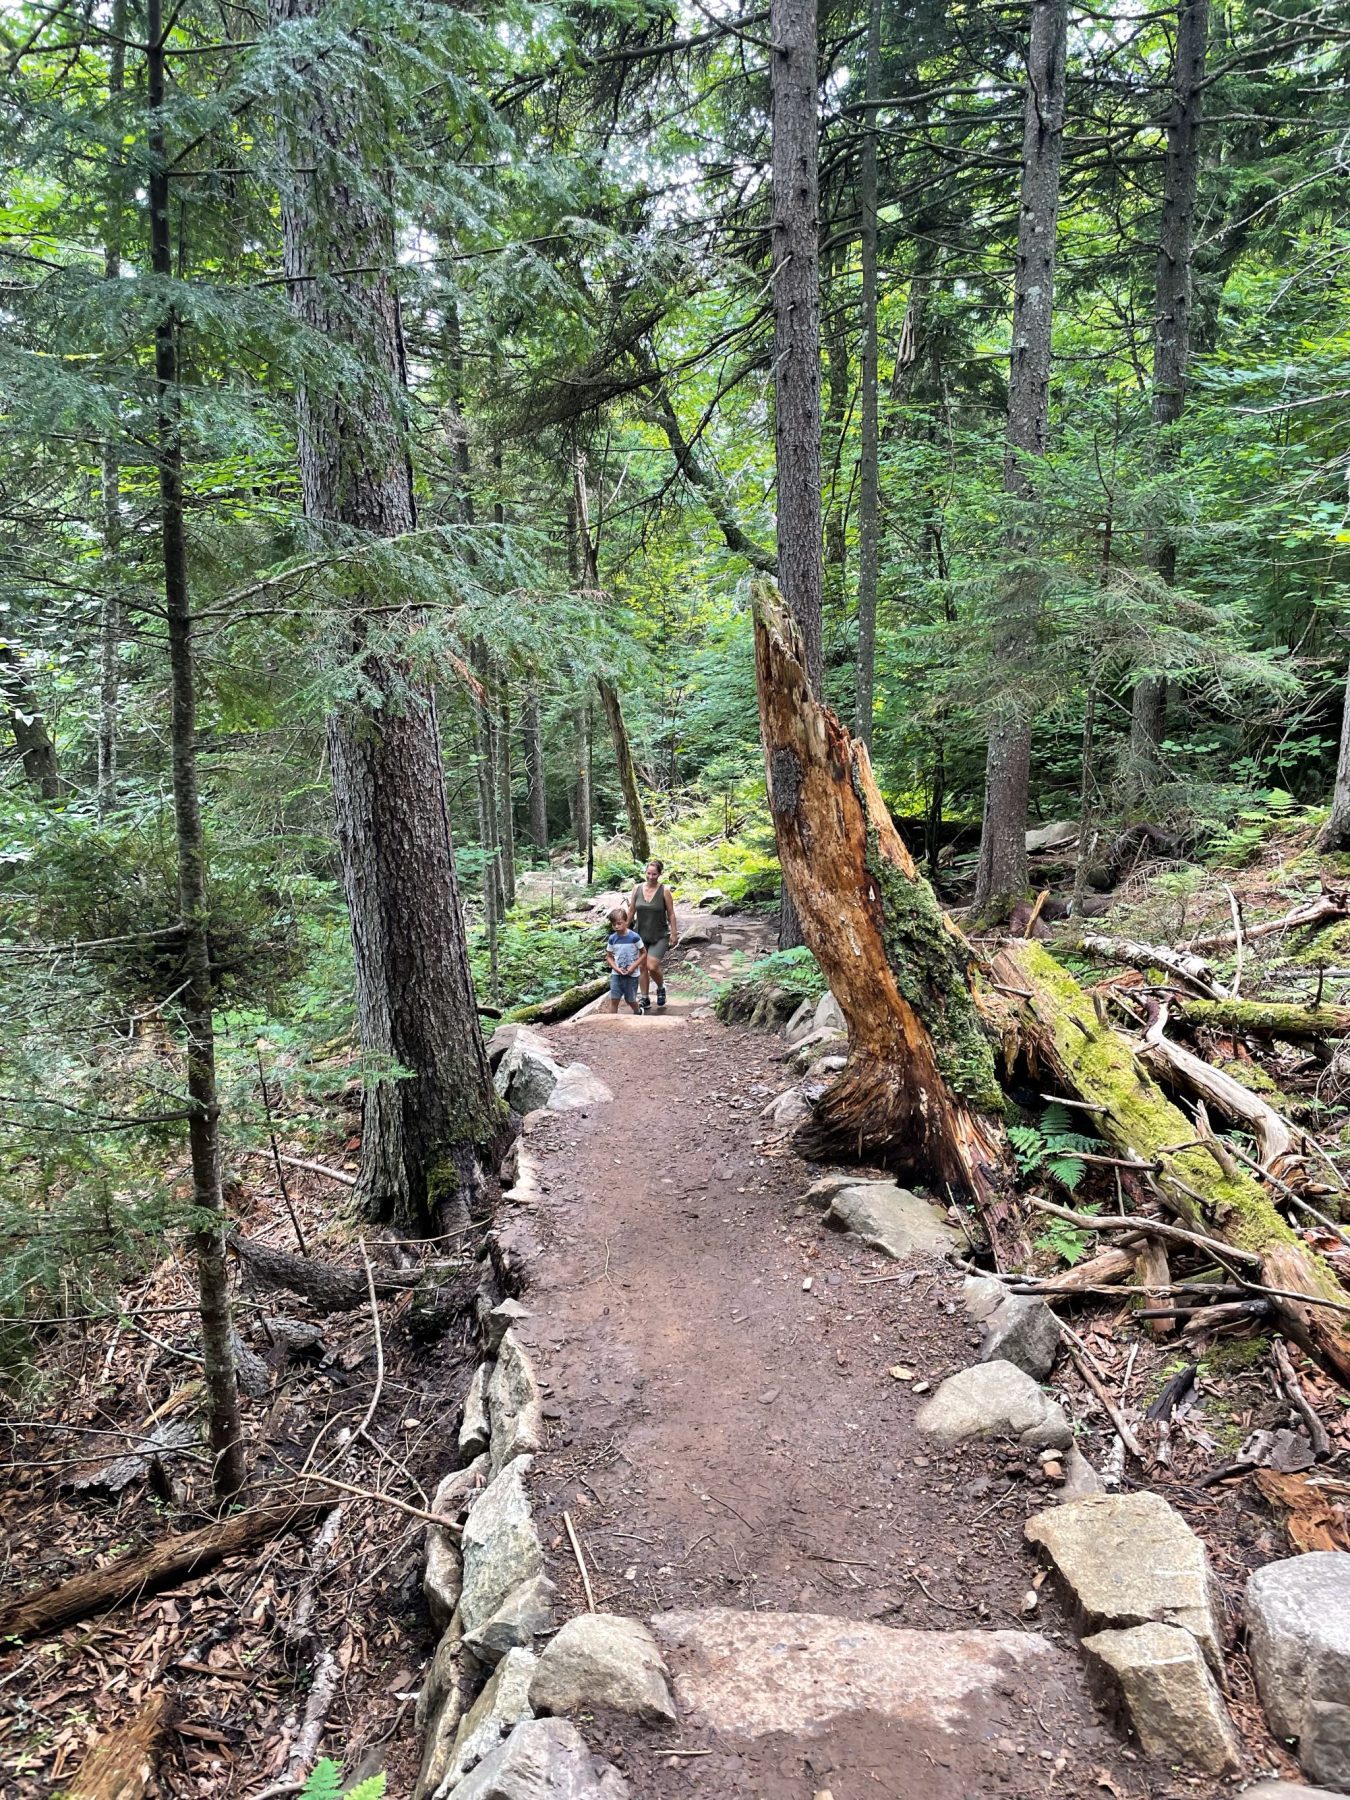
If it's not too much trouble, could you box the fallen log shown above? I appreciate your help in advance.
[750,578,1017,1244]
[1178,998,1350,1039]
[504,976,608,1026]
[1182,888,1348,952]
[1037,1247,1135,1291]
[228,1229,417,1312]
[0,1500,332,1642]
[66,1691,172,1800]
[996,939,1350,1383]
[1079,933,1224,999]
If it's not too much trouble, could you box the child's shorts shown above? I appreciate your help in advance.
[609,970,640,1003]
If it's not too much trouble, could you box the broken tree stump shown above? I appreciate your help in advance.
[66,1692,173,1800]
[750,577,1019,1246]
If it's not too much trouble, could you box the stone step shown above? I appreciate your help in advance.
[648,1606,1059,1740]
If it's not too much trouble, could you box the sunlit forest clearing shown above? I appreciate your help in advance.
[2,1,1350,1796]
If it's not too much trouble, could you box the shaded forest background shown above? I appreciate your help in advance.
[3,0,1349,1363]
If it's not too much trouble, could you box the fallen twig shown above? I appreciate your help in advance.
[1058,1321,1147,1463]
[240,1146,357,1188]
[1272,1337,1332,1459]
[563,1509,597,1613]
[1025,1195,1262,1267]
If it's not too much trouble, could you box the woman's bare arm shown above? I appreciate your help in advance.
[665,886,678,945]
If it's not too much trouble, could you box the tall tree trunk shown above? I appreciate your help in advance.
[98,0,127,818]
[1324,653,1350,852]
[853,0,882,749]
[572,451,652,862]
[822,248,850,613]
[1130,0,1209,792]
[770,0,825,951]
[0,646,63,800]
[523,692,548,851]
[752,579,1018,1242]
[270,0,506,1234]
[146,0,243,1502]
[497,676,517,911]
[972,0,1068,921]
[472,643,504,933]
[573,705,591,864]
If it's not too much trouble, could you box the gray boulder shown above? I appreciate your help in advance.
[1059,1445,1106,1499]
[784,997,816,1045]
[1026,1492,1224,1669]
[961,1275,1007,1323]
[814,991,846,1034]
[486,1298,531,1354]
[979,1293,1060,1379]
[414,1614,467,1800]
[1240,1785,1350,1799]
[917,1361,1072,1449]
[530,1613,676,1724]
[1246,1553,1350,1788]
[437,1646,537,1795]
[464,1571,557,1666]
[425,1453,490,1633]
[1082,1621,1240,1773]
[495,1031,561,1114]
[460,1363,491,1460]
[460,1459,549,1660]
[487,1330,544,1476]
[697,888,724,908]
[452,1718,630,1800]
[823,1182,960,1261]
[762,1086,813,1132]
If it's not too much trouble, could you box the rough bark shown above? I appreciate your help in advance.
[0,645,64,800]
[972,0,1068,920]
[572,703,591,863]
[752,578,1015,1225]
[0,1501,331,1642]
[573,450,652,860]
[996,939,1350,1382]
[497,676,517,911]
[229,1229,418,1311]
[1324,651,1350,851]
[97,0,127,818]
[1130,0,1209,789]
[770,0,824,699]
[147,3,243,1503]
[472,641,504,931]
[853,0,882,750]
[271,0,507,1234]
[523,691,549,850]
[66,1691,171,1800]
[597,679,651,862]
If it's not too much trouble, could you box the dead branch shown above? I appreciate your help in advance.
[1080,933,1225,998]
[1181,888,1348,952]
[0,1501,332,1642]
[1178,998,1350,1039]
[1272,1337,1332,1460]
[251,1648,339,1800]
[228,1228,417,1312]
[1024,1196,1261,1267]
[240,1147,357,1188]
[1058,1321,1147,1462]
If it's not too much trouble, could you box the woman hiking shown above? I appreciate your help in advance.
[626,858,679,1012]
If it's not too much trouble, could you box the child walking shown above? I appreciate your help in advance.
[604,907,644,1015]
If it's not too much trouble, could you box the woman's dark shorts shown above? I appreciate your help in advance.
[641,936,670,966]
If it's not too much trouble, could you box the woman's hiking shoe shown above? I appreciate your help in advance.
[656,984,667,1008]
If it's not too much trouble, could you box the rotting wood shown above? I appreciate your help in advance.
[1036,1247,1135,1291]
[1132,1237,1173,1334]
[997,939,1350,1383]
[0,1500,332,1642]
[504,976,608,1026]
[66,1690,172,1800]
[1080,933,1225,998]
[228,1229,417,1312]
[750,577,1019,1249]
[1178,998,1350,1039]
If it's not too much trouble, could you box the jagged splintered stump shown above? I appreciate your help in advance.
[751,578,1017,1239]
[996,938,1350,1383]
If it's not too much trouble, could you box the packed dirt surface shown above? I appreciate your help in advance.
[503,910,1186,1800]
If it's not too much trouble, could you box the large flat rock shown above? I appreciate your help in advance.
[1026,1492,1223,1668]
[649,1608,1058,1738]
[1246,1552,1350,1788]
[823,1182,960,1261]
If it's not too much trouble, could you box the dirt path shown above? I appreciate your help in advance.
[502,910,1178,1800]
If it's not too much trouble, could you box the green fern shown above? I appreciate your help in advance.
[299,1761,385,1800]
[1009,1104,1099,1193]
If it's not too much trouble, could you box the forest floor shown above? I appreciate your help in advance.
[4,856,1345,1798]
[476,903,1287,1800]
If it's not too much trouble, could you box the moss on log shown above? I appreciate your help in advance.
[997,939,1350,1381]
[1181,998,1350,1039]
[504,976,608,1025]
